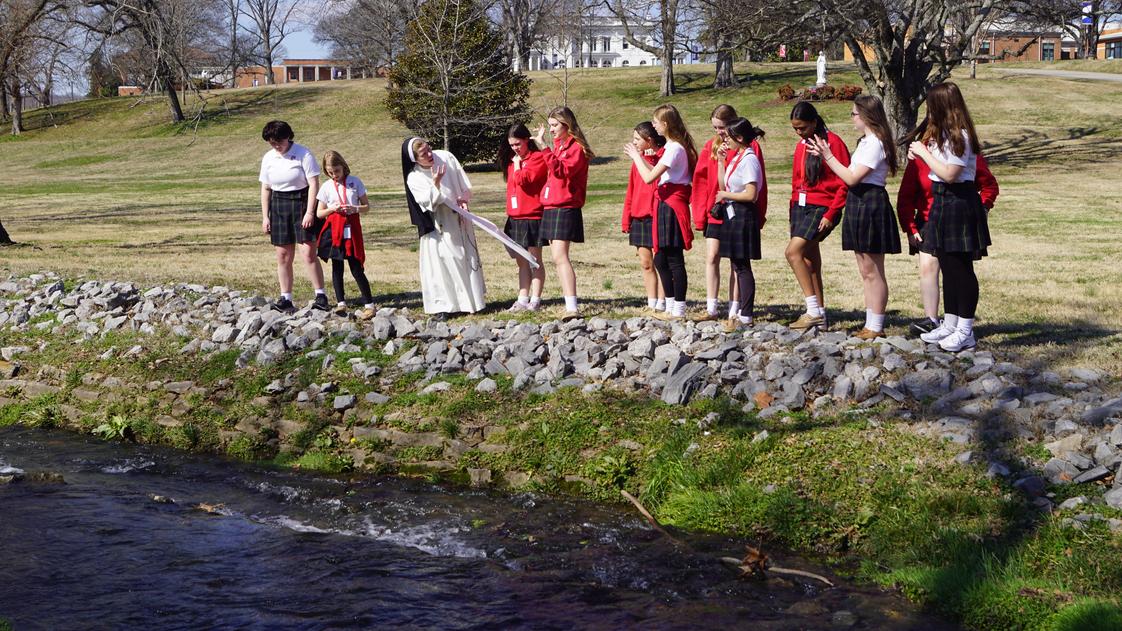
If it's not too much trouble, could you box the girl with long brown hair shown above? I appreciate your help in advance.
[907,82,990,352]
[624,104,696,319]
[785,102,849,331]
[497,123,548,312]
[533,106,592,320]
[808,95,901,339]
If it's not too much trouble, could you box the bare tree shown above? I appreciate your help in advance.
[240,0,300,84]
[604,0,692,96]
[314,0,414,72]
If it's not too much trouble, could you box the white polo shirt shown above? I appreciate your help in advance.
[259,142,320,191]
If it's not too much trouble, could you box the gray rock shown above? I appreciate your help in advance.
[661,362,710,405]
[902,368,953,400]
[476,378,498,393]
[332,394,356,411]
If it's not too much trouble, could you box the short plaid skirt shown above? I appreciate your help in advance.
[842,184,902,254]
[922,182,991,258]
[909,215,934,256]
[628,216,653,248]
[789,203,835,242]
[717,202,762,261]
[504,217,548,249]
[655,201,686,249]
[541,207,584,243]
[269,188,321,246]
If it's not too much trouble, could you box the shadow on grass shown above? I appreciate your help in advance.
[984,126,1122,167]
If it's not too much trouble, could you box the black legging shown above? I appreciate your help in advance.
[938,252,978,319]
[332,258,373,304]
[653,247,687,302]
[731,258,755,317]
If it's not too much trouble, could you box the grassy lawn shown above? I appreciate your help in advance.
[2,62,1119,374]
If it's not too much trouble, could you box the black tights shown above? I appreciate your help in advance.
[332,258,373,304]
[938,252,978,319]
[730,258,755,317]
[653,247,687,302]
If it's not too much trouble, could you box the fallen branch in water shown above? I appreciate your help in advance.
[720,545,834,587]
[620,489,679,543]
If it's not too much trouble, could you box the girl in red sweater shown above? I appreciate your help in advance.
[533,106,593,320]
[692,104,771,321]
[624,104,697,320]
[498,123,549,312]
[897,153,998,334]
[622,121,666,312]
[786,102,849,331]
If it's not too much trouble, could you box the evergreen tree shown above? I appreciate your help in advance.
[385,0,530,163]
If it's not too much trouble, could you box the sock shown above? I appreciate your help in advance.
[805,295,821,316]
[957,317,974,336]
[728,301,740,319]
[314,288,326,296]
[655,298,666,311]
[673,300,687,317]
[867,310,885,333]
[706,297,718,315]
[564,296,578,311]
[664,298,675,313]
[281,292,292,301]
[943,313,960,330]
[517,295,530,305]
[647,297,658,309]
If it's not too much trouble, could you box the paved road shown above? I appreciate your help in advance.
[992,67,1122,82]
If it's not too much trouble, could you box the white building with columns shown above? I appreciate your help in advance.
[523,18,705,71]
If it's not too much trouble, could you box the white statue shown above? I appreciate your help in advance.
[816,51,827,87]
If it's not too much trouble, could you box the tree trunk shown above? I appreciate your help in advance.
[0,219,13,244]
[713,50,737,88]
[659,50,675,96]
[10,78,23,135]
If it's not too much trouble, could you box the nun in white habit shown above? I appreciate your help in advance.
[401,137,486,316]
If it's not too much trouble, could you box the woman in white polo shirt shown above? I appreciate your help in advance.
[259,120,328,313]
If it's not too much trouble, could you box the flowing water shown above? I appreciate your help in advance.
[0,427,955,630]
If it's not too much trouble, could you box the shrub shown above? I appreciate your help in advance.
[385,0,531,163]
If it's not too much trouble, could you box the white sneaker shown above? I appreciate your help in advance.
[920,321,956,343]
[938,330,976,352]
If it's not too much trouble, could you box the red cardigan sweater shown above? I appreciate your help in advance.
[621,149,661,233]
[505,149,548,220]
[540,136,589,209]
[790,131,850,223]
[691,137,770,229]
[896,154,999,235]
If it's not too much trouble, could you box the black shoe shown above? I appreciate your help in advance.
[271,297,296,313]
[312,294,329,311]
[911,318,938,335]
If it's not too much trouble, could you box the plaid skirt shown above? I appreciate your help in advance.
[628,216,654,248]
[717,202,762,261]
[922,182,991,258]
[842,184,902,254]
[789,203,835,242]
[504,217,548,249]
[656,201,686,249]
[909,215,935,256]
[269,188,321,246]
[541,207,585,243]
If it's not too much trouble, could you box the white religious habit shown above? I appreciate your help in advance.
[406,150,487,314]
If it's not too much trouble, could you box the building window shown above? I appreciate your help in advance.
[603,37,611,51]
[1042,41,1055,61]
[1106,41,1122,59]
